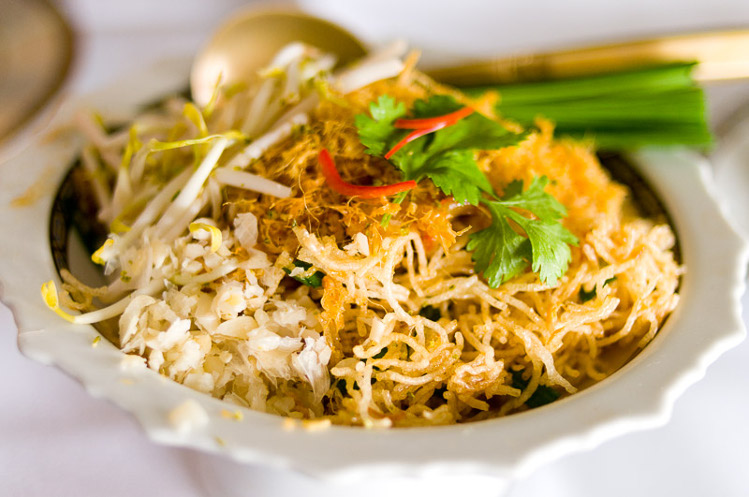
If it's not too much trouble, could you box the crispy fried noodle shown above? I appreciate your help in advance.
[46,42,681,427]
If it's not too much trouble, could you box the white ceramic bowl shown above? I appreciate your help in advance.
[0,63,746,490]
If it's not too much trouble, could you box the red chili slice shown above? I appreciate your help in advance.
[385,106,474,159]
[384,122,448,159]
[394,106,474,129]
[318,149,417,198]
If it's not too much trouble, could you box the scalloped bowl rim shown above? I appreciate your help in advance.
[0,61,746,483]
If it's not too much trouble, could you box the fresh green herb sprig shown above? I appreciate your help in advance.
[467,177,577,287]
[355,95,577,287]
[418,305,442,322]
[579,276,617,303]
[511,370,560,408]
[283,260,325,287]
[357,95,525,205]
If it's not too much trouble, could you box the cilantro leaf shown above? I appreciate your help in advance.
[511,370,561,408]
[411,149,494,206]
[283,260,325,288]
[418,305,441,321]
[409,95,529,156]
[499,177,568,220]
[467,211,531,287]
[388,115,526,205]
[579,276,617,303]
[411,94,462,116]
[354,95,576,287]
[578,286,597,303]
[354,95,406,156]
[372,347,388,359]
[355,94,526,205]
[516,216,578,285]
[468,177,577,287]
[425,113,529,154]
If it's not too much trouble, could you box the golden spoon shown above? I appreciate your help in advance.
[190,7,749,106]
[191,9,366,107]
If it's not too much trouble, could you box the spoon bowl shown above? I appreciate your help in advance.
[190,9,366,106]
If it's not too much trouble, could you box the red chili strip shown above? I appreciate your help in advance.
[384,122,448,159]
[385,106,475,159]
[318,149,417,198]
[394,106,474,129]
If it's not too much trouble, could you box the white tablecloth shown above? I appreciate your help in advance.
[2,1,749,495]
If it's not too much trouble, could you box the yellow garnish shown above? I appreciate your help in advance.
[215,436,226,447]
[120,126,142,171]
[202,73,223,119]
[92,111,106,131]
[149,131,246,152]
[281,418,297,431]
[220,409,243,421]
[183,103,209,138]
[223,81,248,99]
[259,66,285,79]
[110,218,131,233]
[92,336,101,347]
[41,281,75,323]
[183,103,209,163]
[167,121,188,142]
[189,222,222,253]
[314,79,349,108]
[91,238,114,265]
[301,419,332,432]
[129,125,142,148]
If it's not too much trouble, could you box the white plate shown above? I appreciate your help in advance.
[0,62,746,488]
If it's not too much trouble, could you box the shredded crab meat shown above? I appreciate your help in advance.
[48,42,682,427]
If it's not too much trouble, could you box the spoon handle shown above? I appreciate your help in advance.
[425,29,749,85]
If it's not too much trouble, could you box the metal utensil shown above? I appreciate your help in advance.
[190,7,749,106]
[427,29,749,86]
[190,9,366,107]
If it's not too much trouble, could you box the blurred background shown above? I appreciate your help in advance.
[1,0,749,495]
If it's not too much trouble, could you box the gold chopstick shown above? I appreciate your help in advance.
[425,29,749,85]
